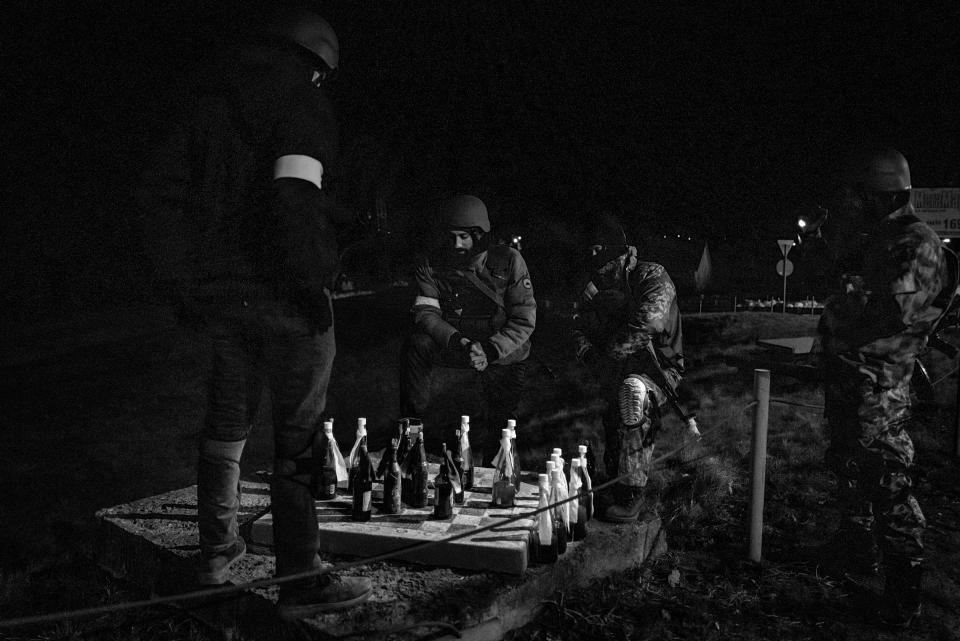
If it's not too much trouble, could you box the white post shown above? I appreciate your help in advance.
[782,271,788,313]
[748,369,770,563]
[733,295,737,312]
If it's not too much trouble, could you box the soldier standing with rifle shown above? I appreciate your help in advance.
[571,214,700,523]
[818,147,956,627]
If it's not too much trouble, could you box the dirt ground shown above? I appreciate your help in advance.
[1,293,959,640]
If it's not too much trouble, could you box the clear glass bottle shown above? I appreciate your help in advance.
[459,415,474,491]
[577,444,594,521]
[569,458,588,540]
[535,473,557,563]
[491,429,516,508]
[550,469,568,555]
[347,417,367,493]
[311,421,342,500]
[406,423,429,508]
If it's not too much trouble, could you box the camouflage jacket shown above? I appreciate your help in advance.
[819,215,951,388]
[572,258,684,389]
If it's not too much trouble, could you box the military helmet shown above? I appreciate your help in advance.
[442,195,491,233]
[267,8,340,70]
[860,148,912,193]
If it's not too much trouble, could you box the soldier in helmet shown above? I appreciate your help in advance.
[400,195,536,459]
[571,214,699,523]
[134,8,371,618]
[818,147,955,627]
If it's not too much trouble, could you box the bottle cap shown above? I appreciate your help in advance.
[551,453,561,465]
[323,420,333,433]
[578,444,587,453]
[545,460,555,473]
[552,448,562,456]
[357,417,366,429]
[507,419,516,428]
[501,428,511,439]
[538,473,549,485]
[461,415,470,424]
[570,458,581,469]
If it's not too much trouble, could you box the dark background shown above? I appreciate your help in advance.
[4,1,960,323]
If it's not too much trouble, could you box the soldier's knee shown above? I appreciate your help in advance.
[618,375,648,427]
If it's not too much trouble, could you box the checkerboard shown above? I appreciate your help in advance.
[248,465,541,574]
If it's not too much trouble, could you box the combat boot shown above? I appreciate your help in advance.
[196,438,247,585]
[878,561,922,628]
[277,574,373,620]
[601,483,647,523]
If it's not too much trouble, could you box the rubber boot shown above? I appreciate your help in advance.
[272,456,372,620]
[601,483,646,523]
[878,560,922,628]
[196,438,247,585]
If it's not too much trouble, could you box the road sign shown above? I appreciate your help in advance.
[776,259,793,277]
[913,188,960,237]
[777,239,795,257]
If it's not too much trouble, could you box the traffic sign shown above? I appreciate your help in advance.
[776,259,793,277]
[777,239,795,257]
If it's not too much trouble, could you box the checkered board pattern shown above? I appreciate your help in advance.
[249,465,540,574]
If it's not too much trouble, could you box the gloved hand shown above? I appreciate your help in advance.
[289,285,332,335]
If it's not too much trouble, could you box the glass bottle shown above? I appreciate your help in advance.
[535,473,557,563]
[491,429,517,507]
[550,468,568,555]
[311,420,343,500]
[433,443,456,519]
[451,426,466,504]
[406,422,429,508]
[577,444,594,521]
[569,458,588,541]
[380,438,403,514]
[459,415,474,491]
[351,435,374,522]
[347,417,367,493]
[507,419,521,491]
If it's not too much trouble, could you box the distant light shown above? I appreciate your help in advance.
[797,218,807,229]
[945,238,952,244]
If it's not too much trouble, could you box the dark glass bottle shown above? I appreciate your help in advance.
[380,438,403,514]
[551,469,568,555]
[351,436,374,522]
[311,423,340,500]
[577,445,594,521]
[406,425,429,508]
[535,473,557,563]
[396,419,412,467]
[347,418,367,493]
[433,443,455,519]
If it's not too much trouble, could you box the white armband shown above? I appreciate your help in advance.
[414,296,441,309]
[274,154,323,191]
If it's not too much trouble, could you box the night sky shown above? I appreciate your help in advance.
[4,1,960,317]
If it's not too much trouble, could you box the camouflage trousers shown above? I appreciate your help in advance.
[602,372,668,488]
[823,358,925,567]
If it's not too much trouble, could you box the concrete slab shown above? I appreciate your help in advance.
[95,474,666,640]
[249,465,536,575]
